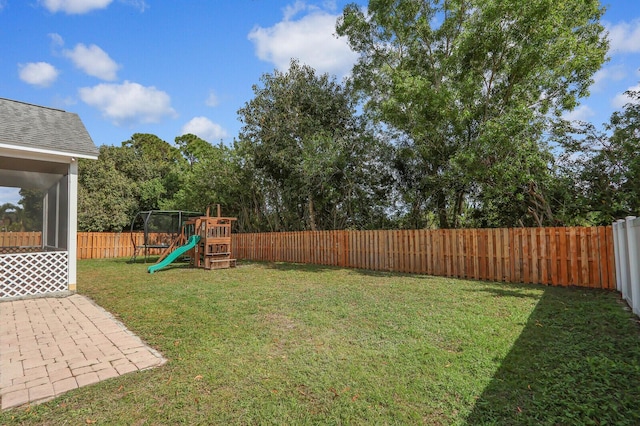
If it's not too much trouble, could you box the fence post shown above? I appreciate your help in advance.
[613,221,622,292]
[615,219,629,301]
[629,218,640,316]
[621,217,635,305]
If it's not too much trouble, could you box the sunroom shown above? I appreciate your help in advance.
[0,98,98,299]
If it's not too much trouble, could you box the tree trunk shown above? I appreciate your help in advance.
[436,190,450,229]
[527,181,555,226]
[308,195,317,231]
[453,190,465,228]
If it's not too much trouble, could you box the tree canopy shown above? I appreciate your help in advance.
[237,59,392,231]
[552,88,640,225]
[337,0,608,228]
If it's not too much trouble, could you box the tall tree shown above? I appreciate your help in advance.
[337,0,608,228]
[0,202,23,231]
[120,133,186,211]
[77,134,187,231]
[18,189,43,232]
[170,136,243,214]
[238,59,391,231]
[175,133,219,168]
[553,88,640,225]
[78,146,137,232]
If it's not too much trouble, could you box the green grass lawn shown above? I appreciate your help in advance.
[3,259,640,425]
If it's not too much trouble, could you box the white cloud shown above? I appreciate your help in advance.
[40,0,146,13]
[248,2,358,78]
[562,105,595,122]
[611,83,640,109]
[606,19,640,54]
[63,43,120,81]
[48,32,65,48]
[205,91,219,107]
[181,117,228,142]
[322,0,337,11]
[53,95,78,107]
[590,65,627,92]
[79,81,177,125]
[283,0,312,20]
[40,0,113,14]
[120,0,148,12]
[18,62,59,87]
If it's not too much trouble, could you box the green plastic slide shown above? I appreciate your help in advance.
[148,234,200,274]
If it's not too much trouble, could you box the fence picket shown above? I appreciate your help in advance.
[539,228,548,285]
[549,228,558,286]
[581,228,590,287]
[606,226,616,288]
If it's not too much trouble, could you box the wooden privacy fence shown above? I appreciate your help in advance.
[0,232,168,259]
[76,232,172,259]
[0,227,616,289]
[77,232,136,259]
[233,227,616,289]
[0,232,41,250]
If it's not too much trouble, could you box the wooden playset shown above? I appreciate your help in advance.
[146,205,236,273]
[184,205,237,270]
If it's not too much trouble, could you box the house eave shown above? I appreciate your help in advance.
[0,142,98,163]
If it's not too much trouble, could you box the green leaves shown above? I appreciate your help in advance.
[238,59,392,231]
[77,135,187,231]
[338,0,607,228]
[77,147,137,232]
[553,88,640,225]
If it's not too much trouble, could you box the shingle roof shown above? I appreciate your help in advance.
[0,98,98,158]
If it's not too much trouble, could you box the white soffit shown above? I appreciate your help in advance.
[0,155,68,190]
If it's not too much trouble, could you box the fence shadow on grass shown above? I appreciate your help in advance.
[465,286,640,425]
[235,260,338,275]
[251,260,440,281]
[126,256,159,265]
[465,286,543,300]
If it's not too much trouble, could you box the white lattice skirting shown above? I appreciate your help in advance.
[0,251,68,299]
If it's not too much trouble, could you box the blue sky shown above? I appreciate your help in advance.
[1,0,639,205]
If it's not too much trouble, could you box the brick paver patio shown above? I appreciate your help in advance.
[0,294,166,410]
